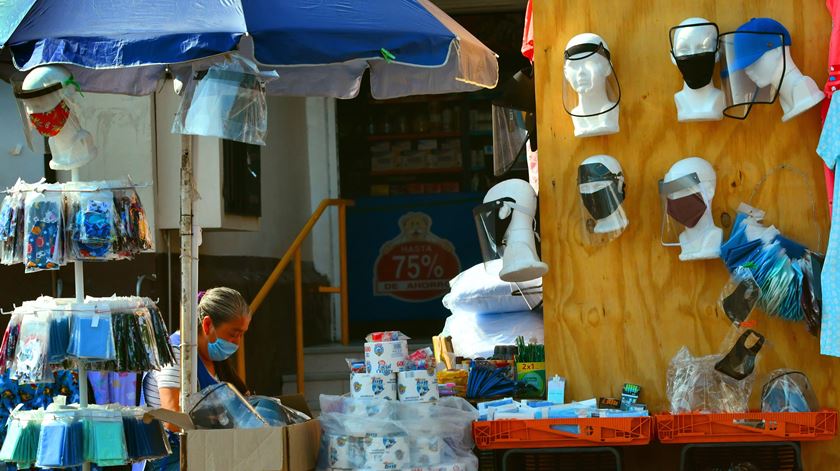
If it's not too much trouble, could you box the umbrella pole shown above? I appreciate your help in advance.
[179,135,197,410]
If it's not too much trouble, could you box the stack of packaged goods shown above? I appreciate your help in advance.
[323,331,476,470]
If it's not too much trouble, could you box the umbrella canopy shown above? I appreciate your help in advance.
[1,0,498,98]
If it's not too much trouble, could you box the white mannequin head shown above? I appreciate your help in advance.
[563,33,620,137]
[670,18,725,121]
[579,154,628,235]
[482,179,548,282]
[663,157,722,261]
[20,65,96,170]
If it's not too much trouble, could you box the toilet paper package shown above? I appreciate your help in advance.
[397,370,439,402]
[318,396,478,471]
[363,434,410,470]
[365,340,408,375]
[325,435,362,469]
[351,373,398,400]
[411,436,442,466]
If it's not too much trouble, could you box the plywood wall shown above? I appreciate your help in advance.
[533,0,839,467]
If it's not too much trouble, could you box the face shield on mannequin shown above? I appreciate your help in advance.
[562,33,620,137]
[473,178,548,282]
[577,155,628,244]
[492,67,536,177]
[659,157,723,261]
[719,19,789,119]
[14,65,97,170]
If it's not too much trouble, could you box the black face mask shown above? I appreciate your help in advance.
[674,51,716,89]
[714,329,765,380]
[578,163,625,220]
[722,277,761,324]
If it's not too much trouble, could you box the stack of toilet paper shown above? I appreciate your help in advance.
[351,332,441,403]
[318,396,479,471]
[397,370,439,403]
[364,338,408,375]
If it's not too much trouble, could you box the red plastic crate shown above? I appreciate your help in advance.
[656,410,838,444]
[472,417,653,450]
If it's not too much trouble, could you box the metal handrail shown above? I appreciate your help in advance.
[242,198,354,394]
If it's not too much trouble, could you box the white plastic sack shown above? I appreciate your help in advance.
[443,260,538,314]
[440,309,544,359]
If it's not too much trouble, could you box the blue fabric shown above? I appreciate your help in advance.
[0,370,80,445]
[68,315,113,359]
[6,0,453,70]
[817,94,840,356]
[728,18,792,73]
[168,332,218,390]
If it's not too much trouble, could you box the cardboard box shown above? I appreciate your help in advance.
[146,394,320,471]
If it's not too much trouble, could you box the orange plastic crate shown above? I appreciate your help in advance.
[472,417,653,450]
[656,410,838,444]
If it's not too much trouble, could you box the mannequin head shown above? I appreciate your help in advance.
[671,17,718,64]
[662,157,722,260]
[744,46,785,88]
[578,154,628,235]
[480,179,548,282]
[564,33,613,98]
[18,65,96,170]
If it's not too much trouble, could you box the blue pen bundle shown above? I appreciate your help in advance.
[0,410,43,467]
[36,410,84,468]
[121,409,171,461]
[467,360,518,399]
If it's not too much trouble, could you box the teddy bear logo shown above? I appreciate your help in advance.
[382,437,396,449]
[374,344,385,357]
[379,212,455,254]
[398,384,406,395]
[353,382,362,393]
[372,377,384,395]
[416,378,430,396]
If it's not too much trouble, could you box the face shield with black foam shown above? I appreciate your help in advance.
[577,155,628,244]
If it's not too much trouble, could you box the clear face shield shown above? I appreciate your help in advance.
[492,68,536,176]
[719,32,786,119]
[474,198,543,309]
[173,56,277,146]
[562,43,621,118]
[659,172,711,246]
[577,162,627,243]
[670,22,719,89]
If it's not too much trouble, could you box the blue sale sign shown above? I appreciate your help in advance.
[347,193,483,322]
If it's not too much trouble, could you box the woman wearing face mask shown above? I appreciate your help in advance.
[143,287,251,471]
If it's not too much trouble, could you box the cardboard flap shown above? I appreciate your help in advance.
[144,409,196,431]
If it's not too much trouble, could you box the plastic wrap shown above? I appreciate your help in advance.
[122,408,171,461]
[113,186,154,256]
[188,382,267,429]
[36,411,84,468]
[0,189,26,266]
[247,396,311,426]
[440,308,543,359]
[11,310,51,383]
[0,310,23,375]
[23,188,63,272]
[666,346,756,413]
[46,309,70,364]
[0,410,43,467]
[67,304,115,361]
[719,266,761,325]
[68,189,116,260]
[80,408,128,466]
[317,396,478,471]
[173,54,277,146]
[761,369,819,413]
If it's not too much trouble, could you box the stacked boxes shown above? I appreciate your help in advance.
[350,332,439,403]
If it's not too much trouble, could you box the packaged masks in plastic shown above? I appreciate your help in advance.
[761,369,819,412]
[189,382,267,429]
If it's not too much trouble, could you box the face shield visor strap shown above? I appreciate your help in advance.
[492,104,529,176]
[562,43,621,118]
[719,32,787,120]
[669,23,720,89]
[659,172,706,247]
[473,198,536,263]
[511,279,543,310]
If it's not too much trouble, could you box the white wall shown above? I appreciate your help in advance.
[0,82,45,189]
[200,96,316,260]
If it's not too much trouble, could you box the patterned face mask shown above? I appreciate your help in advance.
[28,100,70,137]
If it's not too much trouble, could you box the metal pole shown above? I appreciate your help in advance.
[179,135,196,411]
[71,168,90,471]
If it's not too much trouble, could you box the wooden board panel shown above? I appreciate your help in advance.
[533,1,839,467]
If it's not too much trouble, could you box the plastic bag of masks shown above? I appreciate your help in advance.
[317,395,478,471]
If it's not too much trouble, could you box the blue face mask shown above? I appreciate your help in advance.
[207,337,239,361]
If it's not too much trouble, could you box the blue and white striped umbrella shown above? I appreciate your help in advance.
[0,0,498,98]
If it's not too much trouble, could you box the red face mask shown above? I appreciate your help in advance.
[28,100,70,137]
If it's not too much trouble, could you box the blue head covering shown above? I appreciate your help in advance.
[728,18,791,74]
